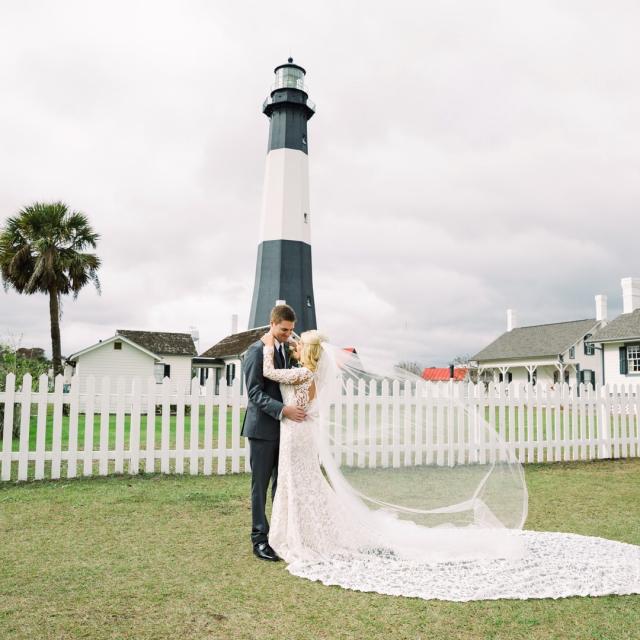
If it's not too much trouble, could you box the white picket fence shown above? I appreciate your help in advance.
[1,373,639,482]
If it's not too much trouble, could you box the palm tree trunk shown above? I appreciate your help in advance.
[49,287,62,377]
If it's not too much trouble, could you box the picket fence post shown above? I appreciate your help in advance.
[1,373,16,481]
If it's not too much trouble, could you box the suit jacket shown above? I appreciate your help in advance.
[241,339,288,440]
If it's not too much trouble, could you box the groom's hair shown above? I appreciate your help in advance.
[270,304,296,324]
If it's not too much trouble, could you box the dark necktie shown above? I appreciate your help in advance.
[277,344,285,367]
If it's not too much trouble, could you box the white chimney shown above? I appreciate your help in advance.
[189,326,199,348]
[595,294,608,322]
[507,309,517,332]
[275,299,286,306]
[231,314,238,334]
[621,277,640,314]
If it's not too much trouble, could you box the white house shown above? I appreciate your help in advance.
[66,330,197,406]
[471,299,606,389]
[588,277,640,386]
[195,325,271,394]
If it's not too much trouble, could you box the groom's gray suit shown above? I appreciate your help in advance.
[241,339,289,545]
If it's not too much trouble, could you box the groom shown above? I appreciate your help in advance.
[241,303,306,561]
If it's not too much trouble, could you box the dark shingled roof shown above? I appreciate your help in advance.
[116,330,197,356]
[589,308,640,343]
[200,326,270,359]
[16,347,46,360]
[472,318,599,361]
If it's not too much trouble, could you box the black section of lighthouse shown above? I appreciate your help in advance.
[248,59,317,333]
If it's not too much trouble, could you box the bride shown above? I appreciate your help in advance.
[260,330,640,601]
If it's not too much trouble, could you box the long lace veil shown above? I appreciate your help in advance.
[312,340,528,561]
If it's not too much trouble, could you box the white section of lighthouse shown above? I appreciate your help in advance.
[259,149,311,244]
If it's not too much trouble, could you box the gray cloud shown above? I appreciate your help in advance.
[1,0,638,366]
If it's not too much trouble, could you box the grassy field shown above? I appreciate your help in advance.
[7,402,636,454]
[8,408,244,451]
[1,459,639,640]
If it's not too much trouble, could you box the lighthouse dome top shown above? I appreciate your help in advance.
[273,58,307,92]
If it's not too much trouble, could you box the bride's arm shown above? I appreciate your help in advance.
[263,346,313,385]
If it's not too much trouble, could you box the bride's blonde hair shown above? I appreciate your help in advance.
[299,330,328,372]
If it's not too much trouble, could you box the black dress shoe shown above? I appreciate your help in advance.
[253,542,281,562]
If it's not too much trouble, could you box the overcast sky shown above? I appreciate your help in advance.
[1,0,639,366]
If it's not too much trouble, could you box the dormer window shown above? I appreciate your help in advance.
[584,334,594,356]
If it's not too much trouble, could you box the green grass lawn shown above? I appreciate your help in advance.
[8,407,245,451]
[1,459,639,640]
[8,404,637,454]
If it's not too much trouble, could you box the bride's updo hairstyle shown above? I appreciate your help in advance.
[299,330,328,372]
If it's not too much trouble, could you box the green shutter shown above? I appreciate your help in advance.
[619,346,628,375]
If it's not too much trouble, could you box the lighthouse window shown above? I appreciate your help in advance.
[306,296,312,308]
[304,213,308,223]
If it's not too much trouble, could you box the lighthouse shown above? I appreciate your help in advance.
[248,58,317,333]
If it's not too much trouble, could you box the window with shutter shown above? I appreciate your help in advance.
[581,369,595,389]
[584,334,594,356]
[627,345,640,373]
[619,346,628,375]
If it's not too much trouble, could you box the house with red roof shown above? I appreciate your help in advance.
[422,366,468,382]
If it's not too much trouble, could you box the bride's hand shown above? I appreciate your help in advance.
[261,332,275,347]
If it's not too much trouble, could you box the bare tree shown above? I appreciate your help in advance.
[395,361,423,376]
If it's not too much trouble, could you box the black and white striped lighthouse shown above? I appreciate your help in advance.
[248,58,317,333]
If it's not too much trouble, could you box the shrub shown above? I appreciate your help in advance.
[0,342,50,439]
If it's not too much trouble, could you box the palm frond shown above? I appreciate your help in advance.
[0,201,101,298]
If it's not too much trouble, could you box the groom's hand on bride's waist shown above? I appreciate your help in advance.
[283,405,306,422]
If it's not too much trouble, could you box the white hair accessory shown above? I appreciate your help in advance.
[300,330,329,345]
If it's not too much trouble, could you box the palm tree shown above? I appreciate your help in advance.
[0,201,101,377]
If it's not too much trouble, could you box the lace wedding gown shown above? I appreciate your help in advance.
[262,346,640,601]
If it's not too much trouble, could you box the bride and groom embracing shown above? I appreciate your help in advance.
[242,303,349,566]
[241,303,306,562]
[240,304,640,601]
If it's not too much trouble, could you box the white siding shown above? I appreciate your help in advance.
[479,357,557,385]
[485,366,555,385]
[561,336,603,384]
[162,355,193,388]
[602,341,640,386]
[74,340,155,390]
[478,334,603,387]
